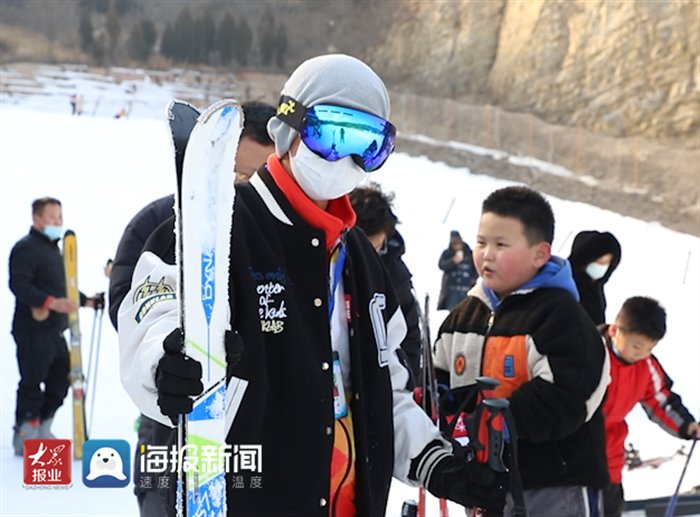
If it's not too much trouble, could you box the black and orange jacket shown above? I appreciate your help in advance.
[434,268,611,490]
[601,328,695,484]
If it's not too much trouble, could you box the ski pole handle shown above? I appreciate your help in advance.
[401,499,418,517]
[93,292,105,311]
[475,376,500,394]
[477,399,509,472]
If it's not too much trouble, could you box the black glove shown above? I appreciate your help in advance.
[94,292,106,311]
[426,442,508,513]
[156,329,203,425]
[224,330,244,371]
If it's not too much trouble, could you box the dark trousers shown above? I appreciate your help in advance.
[134,414,176,517]
[603,483,625,517]
[13,328,70,424]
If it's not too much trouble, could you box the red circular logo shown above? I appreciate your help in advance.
[454,354,466,376]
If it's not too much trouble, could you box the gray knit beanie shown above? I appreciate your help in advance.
[267,54,391,158]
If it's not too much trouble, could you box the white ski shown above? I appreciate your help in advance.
[175,99,243,517]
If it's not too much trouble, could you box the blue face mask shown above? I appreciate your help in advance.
[585,261,609,281]
[43,225,64,241]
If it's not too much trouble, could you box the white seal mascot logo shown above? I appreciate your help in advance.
[86,446,126,480]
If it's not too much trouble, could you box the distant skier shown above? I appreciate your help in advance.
[75,94,84,116]
[9,197,100,454]
[118,54,507,516]
[568,230,622,325]
[599,296,699,517]
[436,230,477,311]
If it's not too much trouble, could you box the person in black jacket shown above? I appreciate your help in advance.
[348,182,421,381]
[108,101,275,517]
[9,197,99,454]
[567,230,622,325]
[437,230,477,311]
[119,54,507,516]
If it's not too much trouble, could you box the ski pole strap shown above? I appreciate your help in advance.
[443,387,473,437]
[444,376,500,437]
[327,242,347,320]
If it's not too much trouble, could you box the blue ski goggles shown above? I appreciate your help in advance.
[276,96,396,172]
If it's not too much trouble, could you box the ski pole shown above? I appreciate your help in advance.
[664,438,697,517]
[415,294,450,517]
[87,295,105,434]
[85,295,104,387]
[85,294,102,384]
[458,377,526,517]
[464,379,506,517]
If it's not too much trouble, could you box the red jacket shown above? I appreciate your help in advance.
[601,327,695,483]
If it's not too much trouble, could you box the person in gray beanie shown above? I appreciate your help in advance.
[267,53,391,158]
[119,53,507,516]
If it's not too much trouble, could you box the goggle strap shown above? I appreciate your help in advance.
[275,95,307,131]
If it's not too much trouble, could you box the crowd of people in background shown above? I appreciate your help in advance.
[8,52,698,517]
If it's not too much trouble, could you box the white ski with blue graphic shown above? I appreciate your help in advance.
[176,99,243,517]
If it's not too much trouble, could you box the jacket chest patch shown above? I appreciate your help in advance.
[250,268,288,334]
[454,353,466,376]
[482,335,530,398]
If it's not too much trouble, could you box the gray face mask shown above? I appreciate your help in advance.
[585,262,609,280]
[290,141,366,201]
[42,225,64,241]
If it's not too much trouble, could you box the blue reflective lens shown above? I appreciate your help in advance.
[299,104,396,172]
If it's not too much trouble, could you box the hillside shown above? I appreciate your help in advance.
[1,1,698,234]
[368,0,699,147]
[1,0,698,146]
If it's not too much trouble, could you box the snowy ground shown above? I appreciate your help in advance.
[0,65,698,516]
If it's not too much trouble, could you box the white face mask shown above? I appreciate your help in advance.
[42,225,64,241]
[290,141,366,201]
[585,262,609,280]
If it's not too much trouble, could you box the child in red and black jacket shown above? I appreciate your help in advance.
[600,296,700,517]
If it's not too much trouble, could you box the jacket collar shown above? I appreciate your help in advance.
[29,226,58,245]
[266,155,356,252]
[476,256,580,310]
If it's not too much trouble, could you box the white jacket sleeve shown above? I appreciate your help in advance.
[118,251,179,428]
[388,307,451,486]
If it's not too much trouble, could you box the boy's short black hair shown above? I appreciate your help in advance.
[616,296,667,341]
[348,182,398,237]
[32,197,61,216]
[482,186,554,244]
[241,101,275,146]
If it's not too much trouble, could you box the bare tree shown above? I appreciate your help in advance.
[105,0,121,62]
